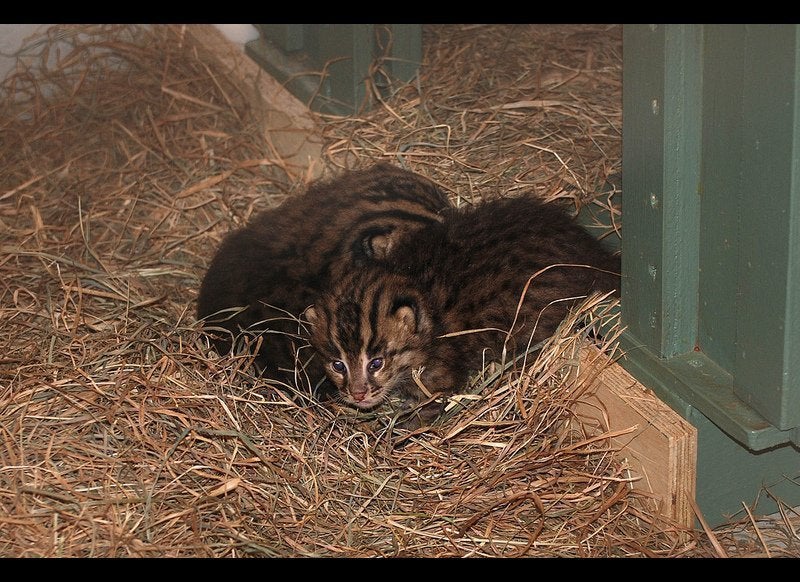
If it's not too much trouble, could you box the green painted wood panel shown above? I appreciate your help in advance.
[662,25,703,358]
[247,24,422,116]
[623,24,800,447]
[623,23,800,524]
[689,406,800,527]
[788,38,800,431]
[383,24,422,83]
[315,24,373,113]
[621,25,667,353]
[735,25,800,429]
[697,25,744,373]
[256,24,304,52]
[621,24,701,359]
[696,25,800,430]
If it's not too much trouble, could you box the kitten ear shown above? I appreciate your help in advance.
[390,301,430,340]
[303,306,318,327]
[392,305,416,337]
[368,234,393,259]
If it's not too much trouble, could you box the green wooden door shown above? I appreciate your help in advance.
[622,24,800,525]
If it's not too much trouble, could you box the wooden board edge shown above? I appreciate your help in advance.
[175,24,324,181]
[576,344,698,528]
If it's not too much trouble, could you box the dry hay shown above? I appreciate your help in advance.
[324,25,622,217]
[0,23,795,557]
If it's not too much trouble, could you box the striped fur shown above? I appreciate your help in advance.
[305,272,433,408]
[306,195,620,411]
[196,163,451,388]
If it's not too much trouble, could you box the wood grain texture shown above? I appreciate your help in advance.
[576,345,697,528]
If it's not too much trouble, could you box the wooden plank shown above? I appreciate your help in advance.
[575,345,697,528]
[621,24,702,360]
[177,24,324,181]
[735,24,800,429]
[697,24,745,373]
[255,24,305,52]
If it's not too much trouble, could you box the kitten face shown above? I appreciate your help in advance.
[304,273,431,409]
[196,163,452,384]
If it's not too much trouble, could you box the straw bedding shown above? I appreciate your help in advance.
[1,23,797,557]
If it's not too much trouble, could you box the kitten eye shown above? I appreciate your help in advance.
[331,360,347,374]
[368,358,384,372]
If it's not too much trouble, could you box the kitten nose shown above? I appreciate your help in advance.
[350,385,368,401]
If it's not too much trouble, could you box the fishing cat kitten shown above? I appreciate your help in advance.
[196,163,452,389]
[304,194,620,415]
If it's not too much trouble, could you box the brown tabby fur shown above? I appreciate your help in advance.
[196,163,452,389]
[305,195,620,413]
